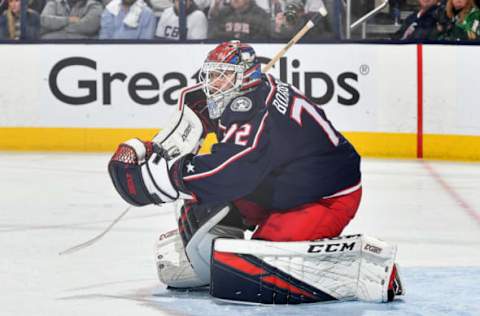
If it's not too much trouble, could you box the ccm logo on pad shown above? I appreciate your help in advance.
[307,242,356,253]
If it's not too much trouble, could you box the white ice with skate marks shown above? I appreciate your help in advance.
[0,153,479,315]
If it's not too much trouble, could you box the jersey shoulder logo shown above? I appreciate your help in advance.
[230,96,252,112]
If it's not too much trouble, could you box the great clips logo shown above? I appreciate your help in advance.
[49,57,192,106]
[258,56,363,106]
[48,56,364,106]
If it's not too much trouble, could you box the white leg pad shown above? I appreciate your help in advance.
[213,234,398,303]
[155,228,208,289]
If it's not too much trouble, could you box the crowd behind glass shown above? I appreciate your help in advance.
[1,0,480,41]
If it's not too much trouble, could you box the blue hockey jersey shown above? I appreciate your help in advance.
[175,74,361,211]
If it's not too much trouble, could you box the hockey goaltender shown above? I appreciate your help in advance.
[108,41,405,304]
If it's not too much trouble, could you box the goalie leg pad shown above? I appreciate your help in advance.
[211,251,337,304]
[155,228,208,289]
[210,234,398,304]
[179,203,244,284]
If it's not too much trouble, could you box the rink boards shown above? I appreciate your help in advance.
[0,43,479,160]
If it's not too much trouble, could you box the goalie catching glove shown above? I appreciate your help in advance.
[108,138,191,206]
[108,93,207,206]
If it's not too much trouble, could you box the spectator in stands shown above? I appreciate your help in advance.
[208,0,270,40]
[192,0,209,11]
[150,0,208,19]
[207,0,229,18]
[155,0,207,39]
[0,0,40,39]
[389,0,406,25]
[392,0,440,40]
[29,0,47,14]
[208,0,272,19]
[150,0,173,18]
[255,0,342,39]
[0,0,8,15]
[40,0,102,39]
[306,0,343,38]
[437,0,480,40]
[99,0,156,39]
[272,0,332,40]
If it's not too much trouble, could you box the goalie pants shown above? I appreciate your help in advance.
[234,188,362,241]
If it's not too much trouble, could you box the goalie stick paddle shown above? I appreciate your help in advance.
[59,205,132,256]
[261,2,328,74]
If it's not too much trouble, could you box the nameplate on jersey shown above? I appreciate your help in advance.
[230,97,252,112]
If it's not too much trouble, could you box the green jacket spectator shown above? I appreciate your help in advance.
[439,0,480,40]
[41,0,103,39]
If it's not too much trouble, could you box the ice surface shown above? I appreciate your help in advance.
[1,153,479,316]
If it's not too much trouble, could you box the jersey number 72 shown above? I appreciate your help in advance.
[290,97,339,147]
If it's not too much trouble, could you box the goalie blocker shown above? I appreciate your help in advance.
[210,235,404,304]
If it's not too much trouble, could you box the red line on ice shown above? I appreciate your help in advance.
[422,161,480,225]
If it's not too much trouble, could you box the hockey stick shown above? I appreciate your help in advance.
[59,205,131,256]
[262,2,328,73]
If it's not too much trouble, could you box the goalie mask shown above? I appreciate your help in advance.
[200,41,262,119]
